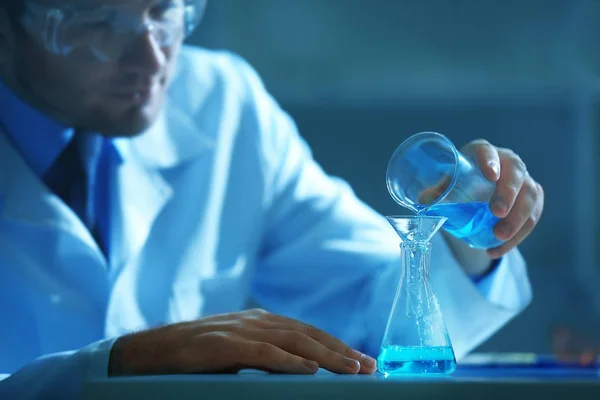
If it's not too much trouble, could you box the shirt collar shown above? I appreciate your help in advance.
[0,79,75,177]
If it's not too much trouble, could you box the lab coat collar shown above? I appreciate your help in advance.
[113,95,216,170]
[106,98,215,272]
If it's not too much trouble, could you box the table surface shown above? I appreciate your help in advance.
[83,366,600,400]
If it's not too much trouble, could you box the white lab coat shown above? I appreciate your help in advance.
[0,47,532,398]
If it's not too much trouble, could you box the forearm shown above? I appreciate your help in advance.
[430,234,532,357]
[441,230,495,278]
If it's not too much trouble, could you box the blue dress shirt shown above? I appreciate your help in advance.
[0,80,115,259]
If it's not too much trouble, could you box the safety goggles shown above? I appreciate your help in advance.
[19,0,207,62]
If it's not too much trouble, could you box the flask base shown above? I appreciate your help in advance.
[377,345,457,375]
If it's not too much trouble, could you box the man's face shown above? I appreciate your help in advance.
[0,0,184,137]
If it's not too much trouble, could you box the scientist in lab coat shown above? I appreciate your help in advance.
[0,0,544,398]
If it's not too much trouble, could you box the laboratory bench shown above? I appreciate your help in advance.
[83,365,600,399]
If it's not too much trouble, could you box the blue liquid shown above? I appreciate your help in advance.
[423,202,502,249]
[377,345,457,375]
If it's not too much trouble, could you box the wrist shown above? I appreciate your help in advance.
[108,336,128,376]
[441,230,494,277]
[108,333,149,376]
[108,328,175,376]
[471,257,502,284]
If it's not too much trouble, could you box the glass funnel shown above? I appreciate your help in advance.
[377,215,457,376]
[386,131,503,249]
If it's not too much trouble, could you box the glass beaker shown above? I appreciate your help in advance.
[377,215,457,376]
[386,131,503,249]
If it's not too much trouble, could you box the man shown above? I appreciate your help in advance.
[0,0,543,398]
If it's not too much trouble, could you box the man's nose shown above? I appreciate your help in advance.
[120,27,167,75]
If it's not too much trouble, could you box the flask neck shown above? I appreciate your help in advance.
[400,240,431,283]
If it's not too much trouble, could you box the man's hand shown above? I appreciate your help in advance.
[108,309,377,376]
[461,139,544,259]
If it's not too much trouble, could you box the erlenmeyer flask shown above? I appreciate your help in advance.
[377,215,457,376]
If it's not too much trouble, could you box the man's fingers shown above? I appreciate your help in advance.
[493,175,538,241]
[466,139,501,182]
[269,315,356,356]
[267,316,376,374]
[490,149,527,218]
[271,316,374,362]
[488,182,544,258]
[240,340,319,374]
[247,329,360,374]
[192,309,376,374]
[487,225,527,259]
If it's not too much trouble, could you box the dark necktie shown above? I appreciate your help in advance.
[44,131,106,254]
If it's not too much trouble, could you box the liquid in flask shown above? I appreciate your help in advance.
[377,215,457,376]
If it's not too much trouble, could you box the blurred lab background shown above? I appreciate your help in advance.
[188,0,600,355]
